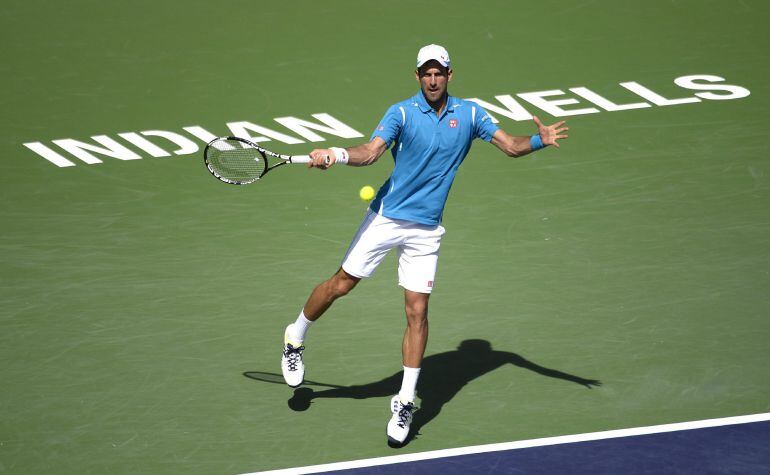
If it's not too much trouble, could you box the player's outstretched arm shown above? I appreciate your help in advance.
[308,137,389,169]
[490,116,569,158]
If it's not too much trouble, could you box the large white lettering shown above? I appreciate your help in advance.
[183,126,218,144]
[273,113,365,142]
[569,87,650,112]
[517,90,600,117]
[118,133,172,158]
[673,75,751,101]
[23,142,76,167]
[226,122,303,144]
[621,81,701,106]
[51,136,142,164]
[22,77,750,168]
[465,95,532,123]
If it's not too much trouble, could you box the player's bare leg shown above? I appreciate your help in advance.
[282,268,360,387]
[388,289,429,446]
[303,268,360,320]
[402,290,429,368]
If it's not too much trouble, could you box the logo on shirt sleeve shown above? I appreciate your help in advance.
[449,119,458,128]
[377,125,385,131]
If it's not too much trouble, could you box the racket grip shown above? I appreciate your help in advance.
[291,155,332,165]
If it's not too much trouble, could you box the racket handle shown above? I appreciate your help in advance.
[291,155,332,165]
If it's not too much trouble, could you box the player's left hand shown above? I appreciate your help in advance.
[533,116,569,148]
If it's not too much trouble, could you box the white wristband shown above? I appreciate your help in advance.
[330,147,349,165]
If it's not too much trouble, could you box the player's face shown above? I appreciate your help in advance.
[416,61,452,106]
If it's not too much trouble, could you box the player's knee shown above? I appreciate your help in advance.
[406,312,428,330]
[331,282,351,298]
[405,302,428,326]
[329,273,358,298]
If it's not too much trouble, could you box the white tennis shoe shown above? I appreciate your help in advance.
[386,395,416,445]
[281,324,305,388]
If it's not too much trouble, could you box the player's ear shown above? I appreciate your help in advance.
[447,68,453,82]
[415,69,420,81]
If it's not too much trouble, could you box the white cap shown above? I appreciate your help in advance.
[416,44,451,69]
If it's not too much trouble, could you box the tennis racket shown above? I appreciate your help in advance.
[203,136,329,185]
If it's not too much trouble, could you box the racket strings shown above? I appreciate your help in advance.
[206,139,267,183]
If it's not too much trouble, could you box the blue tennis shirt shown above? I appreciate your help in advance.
[370,91,499,226]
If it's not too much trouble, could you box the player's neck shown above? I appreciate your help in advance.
[426,92,448,116]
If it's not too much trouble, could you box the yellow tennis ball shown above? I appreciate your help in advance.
[359,185,375,201]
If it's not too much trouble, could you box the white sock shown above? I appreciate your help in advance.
[289,310,314,343]
[398,366,421,403]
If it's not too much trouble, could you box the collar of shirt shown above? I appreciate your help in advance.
[414,91,458,118]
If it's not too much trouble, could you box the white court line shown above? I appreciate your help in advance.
[242,412,770,475]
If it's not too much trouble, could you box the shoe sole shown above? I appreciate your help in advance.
[386,424,406,447]
[387,436,403,447]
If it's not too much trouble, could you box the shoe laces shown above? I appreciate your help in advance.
[283,343,304,371]
[396,402,414,428]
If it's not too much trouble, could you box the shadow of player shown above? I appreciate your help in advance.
[245,339,601,447]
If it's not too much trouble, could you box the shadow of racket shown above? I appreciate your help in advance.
[242,371,344,389]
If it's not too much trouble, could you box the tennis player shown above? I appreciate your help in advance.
[281,44,569,446]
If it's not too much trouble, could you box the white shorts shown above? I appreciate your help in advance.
[341,210,446,294]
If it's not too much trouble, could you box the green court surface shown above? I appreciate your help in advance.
[1,1,769,473]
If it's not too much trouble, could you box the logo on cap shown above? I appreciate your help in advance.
[417,44,451,68]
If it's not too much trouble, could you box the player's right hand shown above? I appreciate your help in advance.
[308,149,335,169]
